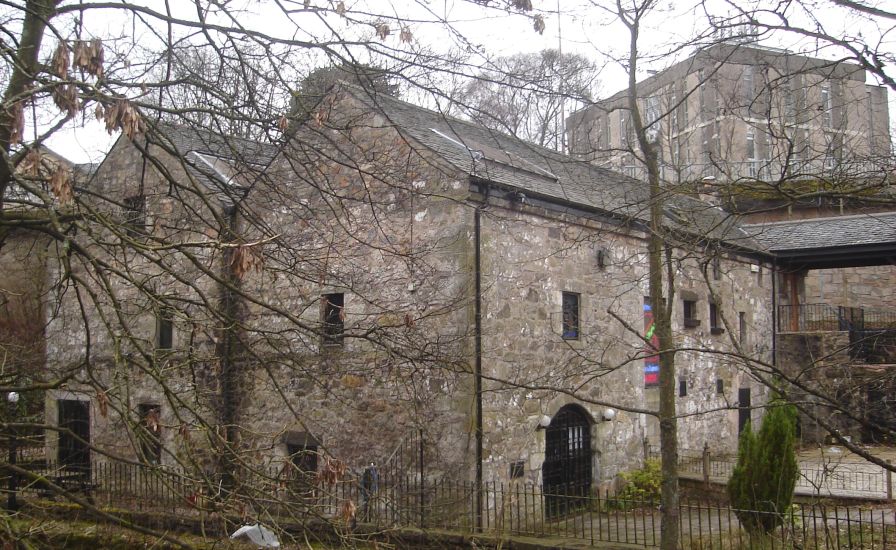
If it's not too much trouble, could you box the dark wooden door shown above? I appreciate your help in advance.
[738,388,752,434]
[542,405,592,518]
[58,400,90,477]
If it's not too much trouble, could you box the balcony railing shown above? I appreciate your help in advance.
[778,303,896,364]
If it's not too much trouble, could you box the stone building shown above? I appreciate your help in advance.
[41,84,774,503]
[567,42,891,184]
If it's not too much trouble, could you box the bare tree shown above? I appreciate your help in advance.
[457,49,600,150]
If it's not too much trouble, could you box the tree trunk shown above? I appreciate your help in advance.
[0,0,59,209]
[624,12,680,550]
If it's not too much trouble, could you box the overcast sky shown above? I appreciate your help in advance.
[36,0,895,163]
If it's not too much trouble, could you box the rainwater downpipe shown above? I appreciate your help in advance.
[771,257,777,369]
[473,200,484,533]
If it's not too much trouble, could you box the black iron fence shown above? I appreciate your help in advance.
[7,459,896,548]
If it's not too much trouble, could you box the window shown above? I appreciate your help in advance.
[646,95,661,128]
[716,378,724,395]
[670,94,678,133]
[712,256,721,280]
[137,404,162,464]
[157,308,173,350]
[562,292,580,340]
[683,299,700,328]
[742,66,754,104]
[287,443,318,479]
[322,293,344,345]
[679,379,687,397]
[596,247,609,270]
[619,111,628,147]
[510,461,525,479]
[709,303,724,334]
[821,84,832,128]
[698,69,706,119]
[746,130,757,177]
[283,431,320,485]
[739,311,747,343]
[123,195,146,237]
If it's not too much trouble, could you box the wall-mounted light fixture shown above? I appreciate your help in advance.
[601,408,617,422]
[535,414,551,430]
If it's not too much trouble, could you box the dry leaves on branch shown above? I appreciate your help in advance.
[8,102,24,146]
[533,14,545,34]
[399,26,413,43]
[100,99,145,139]
[277,114,289,132]
[230,243,264,280]
[19,149,41,177]
[144,408,161,433]
[339,500,356,524]
[318,457,347,485]
[376,22,390,40]
[97,389,109,418]
[335,1,346,15]
[72,38,104,78]
[52,83,79,117]
[50,166,74,205]
[513,0,534,10]
[51,42,70,77]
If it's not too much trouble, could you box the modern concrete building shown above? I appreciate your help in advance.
[567,42,892,185]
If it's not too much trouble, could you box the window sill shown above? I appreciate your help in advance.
[683,319,701,329]
[710,327,725,335]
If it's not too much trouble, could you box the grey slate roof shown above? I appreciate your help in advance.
[146,121,280,204]
[744,212,896,252]
[338,84,764,253]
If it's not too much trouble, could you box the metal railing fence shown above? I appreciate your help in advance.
[7,459,896,548]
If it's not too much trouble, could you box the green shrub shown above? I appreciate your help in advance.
[608,458,661,509]
[728,401,798,533]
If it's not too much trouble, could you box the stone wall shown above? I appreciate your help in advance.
[41,91,776,501]
[804,265,896,311]
[473,193,773,488]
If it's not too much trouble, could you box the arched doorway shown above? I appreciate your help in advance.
[542,404,592,517]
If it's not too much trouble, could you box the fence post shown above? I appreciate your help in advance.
[702,442,710,487]
[886,460,892,503]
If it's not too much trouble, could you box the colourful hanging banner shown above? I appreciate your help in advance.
[644,302,660,387]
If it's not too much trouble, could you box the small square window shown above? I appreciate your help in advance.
[322,293,344,346]
[679,379,687,397]
[562,292,580,340]
[157,308,173,350]
[683,300,700,328]
[716,378,724,395]
[137,404,162,464]
[123,195,146,237]
[709,303,724,334]
[510,460,525,479]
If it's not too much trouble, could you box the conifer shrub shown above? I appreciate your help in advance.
[728,401,799,533]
